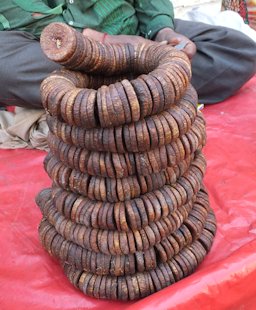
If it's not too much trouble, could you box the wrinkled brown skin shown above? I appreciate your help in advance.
[82,27,196,60]
[154,27,196,60]
[82,28,168,48]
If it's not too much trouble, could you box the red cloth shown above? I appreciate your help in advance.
[1,76,256,309]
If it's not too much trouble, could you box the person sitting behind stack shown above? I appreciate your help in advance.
[0,0,255,109]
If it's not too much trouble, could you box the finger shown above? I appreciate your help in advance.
[159,40,168,45]
[83,28,104,41]
[168,38,181,46]
[183,42,197,60]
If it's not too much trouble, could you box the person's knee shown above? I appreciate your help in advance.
[228,29,256,82]
[192,25,256,103]
[241,34,256,75]
[0,31,60,108]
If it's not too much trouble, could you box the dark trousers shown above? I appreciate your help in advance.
[0,20,256,108]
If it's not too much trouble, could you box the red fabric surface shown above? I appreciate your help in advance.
[0,76,256,310]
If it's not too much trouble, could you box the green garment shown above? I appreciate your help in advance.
[0,0,174,39]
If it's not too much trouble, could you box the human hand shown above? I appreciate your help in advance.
[154,27,196,59]
[82,28,154,46]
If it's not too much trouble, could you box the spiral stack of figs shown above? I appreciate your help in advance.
[36,23,216,300]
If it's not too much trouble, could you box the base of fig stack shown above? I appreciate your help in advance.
[36,188,216,301]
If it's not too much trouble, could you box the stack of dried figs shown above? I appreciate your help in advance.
[36,22,216,300]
